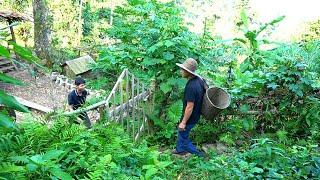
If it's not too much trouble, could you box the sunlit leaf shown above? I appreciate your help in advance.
[49,168,72,180]
[0,89,29,112]
[163,52,174,60]
[0,45,10,58]
[0,113,16,129]
[240,9,249,29]
[0,73,24,85]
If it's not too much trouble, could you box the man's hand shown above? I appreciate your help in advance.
[178,121,186,131]
[178,102,194,131]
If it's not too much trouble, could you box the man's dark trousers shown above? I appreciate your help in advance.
[79,112,91,128]
[176,123,204,157]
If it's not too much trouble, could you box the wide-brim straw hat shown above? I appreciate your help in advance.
[176,58,199,77]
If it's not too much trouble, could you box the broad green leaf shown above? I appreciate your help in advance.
[0,89,29,112]
[103,154,112,163]
[250,167,264,174]
[267,83,279,90]
[30,155,45,165]
[10,42,38,63]
[49,168,73,180]
[164,40,174,47]
[269,16,285,25]
[168,101,182,122]
[240,104,250,113]
[243,120,250,131]
[26,164,37,172]
[163,52,174,60]
[233,38,247,44]
[0,73,24,85]
[142,58,162,66]
[0,45,10,58]
[240,9,249,29]
[0,113,16,129]
[147,45,157,54]
[43,150,65,160]
[239,161,249,170]
[0,163,24,173]
[10,156,30,164]
[160,82,172,94]
[145,167,158,180]
[157,161,173,169]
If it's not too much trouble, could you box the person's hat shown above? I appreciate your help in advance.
[176,58,199,76]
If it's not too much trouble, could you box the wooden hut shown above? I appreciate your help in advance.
[61,55,96,78]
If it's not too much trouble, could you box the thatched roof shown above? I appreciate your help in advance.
[0,11,33,22]
[63,55,96,75]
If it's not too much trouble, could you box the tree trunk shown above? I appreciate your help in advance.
[33,0,52,68]
[7,20,16,43]
[109,1,114,25]
[78,0,83,50]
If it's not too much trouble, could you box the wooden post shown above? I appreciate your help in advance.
[113,92,116,121]
[137,78,140,138]
[126,70,130,133]
[7,20,16,43]
[120,76,124,127]
[105,100,110,122]
[131,75,135,139]
[78,0,83,50]
[142,84,148,135]
[109,0,114,25]
[98,105,105,121]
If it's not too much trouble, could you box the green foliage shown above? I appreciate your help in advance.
[0,41,32,132]
[173,139,320,179]
[299,18,320,42]
[94,0,205,144]
[203,13,320,144]
[0,116,176,179]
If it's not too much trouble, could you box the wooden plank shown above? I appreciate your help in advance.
[108,91,149,116]
[63,91,148,117]
[0,65,14,72]
[105,69,127,102]
[65,70,126,118]
[14,96,53,113]
[64,100,106,116]
[134,116,148,141]
[0,60,11,66]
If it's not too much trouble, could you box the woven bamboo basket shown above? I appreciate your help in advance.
[201,87,231,120]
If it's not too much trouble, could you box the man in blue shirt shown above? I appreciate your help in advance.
[68,77,91,128]
[174,58,205,157]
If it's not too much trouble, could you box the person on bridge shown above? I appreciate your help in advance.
[173,58,206,157]
[68,77,91,128]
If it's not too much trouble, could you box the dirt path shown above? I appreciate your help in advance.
[1,70,68,110]
[0,70,99,121]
